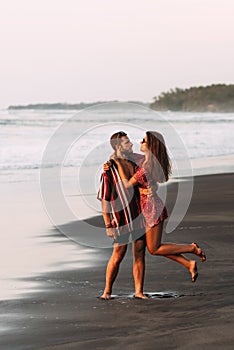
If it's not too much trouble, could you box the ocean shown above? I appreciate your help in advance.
[1,102,234,182]
[1,102,234,300]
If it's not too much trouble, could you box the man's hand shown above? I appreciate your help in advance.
[139,183,158,196]
[106,227,117,240]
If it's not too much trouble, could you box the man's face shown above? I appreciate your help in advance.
[119,136,133,155]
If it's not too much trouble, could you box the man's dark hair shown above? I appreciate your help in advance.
[110,131,127,150]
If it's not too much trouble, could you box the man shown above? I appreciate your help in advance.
[97,131,148,300]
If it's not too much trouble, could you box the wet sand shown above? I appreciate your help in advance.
[1,173,234,350]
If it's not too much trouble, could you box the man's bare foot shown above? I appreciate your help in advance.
[134,292,149,299]
[192,242,206,262]
[189,260,198,283]
[100,292,111,300]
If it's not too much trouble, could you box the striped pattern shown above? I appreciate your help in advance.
[97,161,145,236]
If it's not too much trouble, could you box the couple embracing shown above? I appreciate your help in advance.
[98,131,206,300]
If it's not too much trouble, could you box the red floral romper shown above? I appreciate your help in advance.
[133,167,168,228]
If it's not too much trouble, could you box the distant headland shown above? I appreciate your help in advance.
[7,101,149,110]
[7,84,234,112]
[150,84,234,112]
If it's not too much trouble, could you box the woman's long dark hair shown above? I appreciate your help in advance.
[143,131,171,183]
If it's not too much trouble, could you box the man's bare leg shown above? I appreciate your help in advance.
[100,244,128,299]
[132,238,148,299]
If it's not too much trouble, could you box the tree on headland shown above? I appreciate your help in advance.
[150,84,234,112]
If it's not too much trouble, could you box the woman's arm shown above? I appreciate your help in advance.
[112,157,138,188]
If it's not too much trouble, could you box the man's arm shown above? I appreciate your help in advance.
[97,171,117,240]
[101,200,117,240]
[101,200,112,227]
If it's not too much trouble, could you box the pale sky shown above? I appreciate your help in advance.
[0,0,234,108]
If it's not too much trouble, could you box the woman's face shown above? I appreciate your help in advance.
[140,134,148,153]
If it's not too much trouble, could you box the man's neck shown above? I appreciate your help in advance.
[122,152,134,160]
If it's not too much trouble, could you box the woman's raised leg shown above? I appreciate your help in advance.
[146,222,199,282]
[146,222,206,262]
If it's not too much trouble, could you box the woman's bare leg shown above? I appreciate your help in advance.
[165,254,198,282]
[146,222,205,259]
[132,239,148,299]
[145,222,199,282]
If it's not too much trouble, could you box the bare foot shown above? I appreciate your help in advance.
[189,260,198,283]
[192,242,206,262]
[134,293,149,299]
[100,292,111,300]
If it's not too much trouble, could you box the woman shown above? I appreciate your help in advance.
[111,131,206,282]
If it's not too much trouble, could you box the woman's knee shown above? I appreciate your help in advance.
[147,245,160,255]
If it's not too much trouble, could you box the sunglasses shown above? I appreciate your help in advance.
[141,138,147,144]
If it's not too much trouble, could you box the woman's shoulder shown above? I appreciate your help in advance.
[133,166,146,183]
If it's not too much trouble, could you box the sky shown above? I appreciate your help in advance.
[0,0,234,108]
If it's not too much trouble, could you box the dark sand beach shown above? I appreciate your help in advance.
[1,173,234,350]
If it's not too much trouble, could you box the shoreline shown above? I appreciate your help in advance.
[1,172,234,349]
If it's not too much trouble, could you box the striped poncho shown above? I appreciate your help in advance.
[97,158,145,237]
